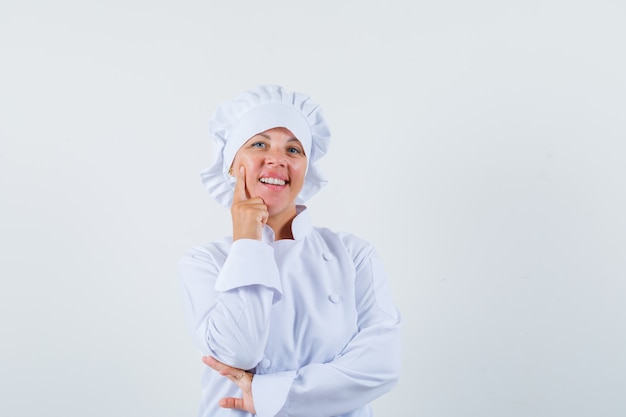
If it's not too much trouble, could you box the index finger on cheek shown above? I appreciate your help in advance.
[233,165,248,203]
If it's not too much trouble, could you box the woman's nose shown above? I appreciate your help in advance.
[265,150,286,166]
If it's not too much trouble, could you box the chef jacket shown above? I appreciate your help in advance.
[179,206,401,417]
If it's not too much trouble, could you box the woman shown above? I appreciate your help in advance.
[179,85,401,417]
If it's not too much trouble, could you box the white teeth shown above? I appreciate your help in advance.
[260,177,286,185]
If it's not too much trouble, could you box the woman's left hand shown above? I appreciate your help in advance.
[202,356,256,414]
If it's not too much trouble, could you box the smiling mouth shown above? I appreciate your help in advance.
[260,177,287,186]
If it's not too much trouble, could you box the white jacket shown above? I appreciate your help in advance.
[179,206,401,417]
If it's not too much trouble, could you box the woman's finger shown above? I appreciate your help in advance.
[233,165,248,203]
[202,356,241,380]
[219,397,244,409]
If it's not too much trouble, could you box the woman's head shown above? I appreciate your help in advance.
[201,85,330,208]
[231,127,307,218]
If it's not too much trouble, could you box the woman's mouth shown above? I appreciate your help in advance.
[259,177,287,186]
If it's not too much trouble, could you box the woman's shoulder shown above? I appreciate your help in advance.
[312,226,375,259]
[179,237,233,266]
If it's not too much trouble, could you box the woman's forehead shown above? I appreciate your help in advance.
[248,127,301,143]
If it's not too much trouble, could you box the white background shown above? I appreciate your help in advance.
[2,1,625,416]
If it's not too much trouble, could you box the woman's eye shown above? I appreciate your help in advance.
[287,147,302,154]
[251,142,266,148]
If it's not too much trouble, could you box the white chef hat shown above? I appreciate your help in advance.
[200,84,331,207]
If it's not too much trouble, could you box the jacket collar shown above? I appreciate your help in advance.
[261,205,311,242]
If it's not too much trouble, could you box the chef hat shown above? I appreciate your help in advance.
[200,84,331,207]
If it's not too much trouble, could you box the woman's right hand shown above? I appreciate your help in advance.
[231,166,268,241]
[202,356,256,414]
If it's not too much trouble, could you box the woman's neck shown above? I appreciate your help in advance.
[266,207,297,240]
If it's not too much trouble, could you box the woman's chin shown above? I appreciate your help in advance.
[266,202,297,219]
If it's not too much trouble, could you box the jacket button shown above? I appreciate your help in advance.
[328,294,342,303]
[322,252,334,261]
[260,358,271,369]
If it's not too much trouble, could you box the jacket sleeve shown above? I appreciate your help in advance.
[251,243,402,417]
[178,238,282,370]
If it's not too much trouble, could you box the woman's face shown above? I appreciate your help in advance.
[231,127,307,219]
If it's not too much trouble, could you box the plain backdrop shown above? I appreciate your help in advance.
[1,1,625,416]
